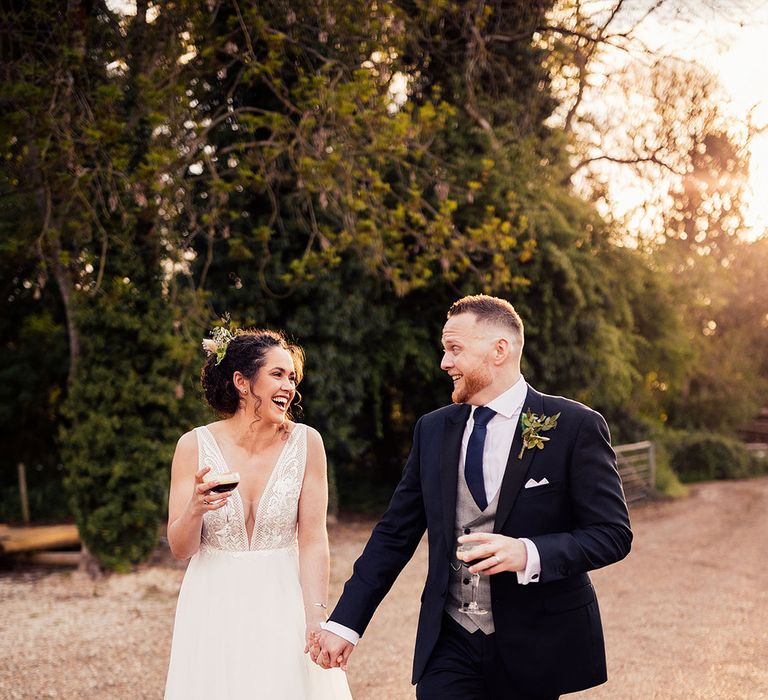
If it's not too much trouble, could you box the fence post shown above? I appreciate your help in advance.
[648,442,656,490]
[17,462,30,525]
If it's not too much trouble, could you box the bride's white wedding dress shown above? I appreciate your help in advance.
[165,424,352,699]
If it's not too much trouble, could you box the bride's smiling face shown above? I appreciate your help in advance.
[247,347,297,423]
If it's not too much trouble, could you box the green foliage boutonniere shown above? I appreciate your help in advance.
[518,409,561,459]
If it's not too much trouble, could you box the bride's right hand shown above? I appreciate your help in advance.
[191,466,230,516]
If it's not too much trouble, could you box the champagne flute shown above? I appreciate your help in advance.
[204,471,240,537]
[456,542,489,615]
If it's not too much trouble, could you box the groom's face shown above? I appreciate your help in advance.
[440,313,494,405]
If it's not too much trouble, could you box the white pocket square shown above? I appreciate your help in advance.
[524,477,549,489]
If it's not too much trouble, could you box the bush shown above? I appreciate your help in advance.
[654,456,688,498]
[61,267,204,572]
[748,448,768,477]
[634,425,687,498]
[670,433,753,483]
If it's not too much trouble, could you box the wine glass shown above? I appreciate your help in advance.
[204,472,240,537]
[456,542,489,615]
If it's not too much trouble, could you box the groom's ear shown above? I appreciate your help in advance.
[492,337,509,364]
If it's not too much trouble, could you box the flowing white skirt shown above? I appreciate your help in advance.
[165,546,352,700]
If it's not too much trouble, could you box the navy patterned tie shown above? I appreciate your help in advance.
[464,406,496,510]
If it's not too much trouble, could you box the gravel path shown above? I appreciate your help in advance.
[2,477,767,699]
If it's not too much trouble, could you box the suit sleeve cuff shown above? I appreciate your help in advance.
[516,537,541,585]
[321,620,360,645]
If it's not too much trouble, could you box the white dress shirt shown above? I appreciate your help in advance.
[464,375,527,505]
[323,376,541,645]
[464,376,541,588]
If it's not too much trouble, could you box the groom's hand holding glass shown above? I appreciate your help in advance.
[456,532,528,575]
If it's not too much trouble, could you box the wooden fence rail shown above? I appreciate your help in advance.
[0,524,79,555]
[614,440,655,503]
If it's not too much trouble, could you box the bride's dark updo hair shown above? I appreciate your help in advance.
[200,329,304,418]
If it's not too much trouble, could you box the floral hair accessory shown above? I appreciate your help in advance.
[202,314,237,365]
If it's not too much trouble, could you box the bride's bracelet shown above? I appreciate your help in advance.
[306,602,328,620]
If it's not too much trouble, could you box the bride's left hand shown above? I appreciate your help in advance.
[304,610,325,654]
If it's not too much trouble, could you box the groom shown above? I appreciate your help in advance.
[311,295,632,699]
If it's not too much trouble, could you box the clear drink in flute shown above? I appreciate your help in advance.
[456,542,489,615]
[204,471,240,537]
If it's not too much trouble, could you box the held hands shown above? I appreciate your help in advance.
[307,629,354,672]
[457,532,528,575]
[303,605,326,656]
[191,466,230,516]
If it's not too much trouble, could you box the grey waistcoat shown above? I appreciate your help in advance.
[445,471,499,635]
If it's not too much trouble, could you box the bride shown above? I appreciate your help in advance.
[164,326,352,699]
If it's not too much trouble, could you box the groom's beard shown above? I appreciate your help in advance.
[452,362,492,404]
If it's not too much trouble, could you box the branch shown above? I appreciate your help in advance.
[464,17,500,151]
[232,0,257,62]
[534,25,602,43]
[94,232,107,293]
[572,152,686,177]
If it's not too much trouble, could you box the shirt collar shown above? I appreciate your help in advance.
[470,375,527,420]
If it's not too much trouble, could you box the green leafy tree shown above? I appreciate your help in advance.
[178,0,682,502]
[7,0,761,542]
[655,124,764,433]
[1,0,204,569]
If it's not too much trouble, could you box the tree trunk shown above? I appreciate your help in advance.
[50,247,81,388]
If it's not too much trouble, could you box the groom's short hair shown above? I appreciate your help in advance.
[448,294,524,340]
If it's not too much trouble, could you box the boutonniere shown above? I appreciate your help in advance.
[518,409,561,459]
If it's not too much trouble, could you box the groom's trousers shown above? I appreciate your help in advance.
[415,615,559,700]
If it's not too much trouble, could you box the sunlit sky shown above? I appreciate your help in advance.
[691,35,767,239]
[617,2,768,239]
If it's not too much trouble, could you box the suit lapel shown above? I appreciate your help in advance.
[440,403,470,557]
[494,385,543,532]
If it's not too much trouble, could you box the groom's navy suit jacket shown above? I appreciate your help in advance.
[330,385,633,695]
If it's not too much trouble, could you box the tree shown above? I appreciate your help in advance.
[0,248,69,521]
[5,0,760,553]
[539,0,766,439]
[175,0,687,497]
[1,0,204,570]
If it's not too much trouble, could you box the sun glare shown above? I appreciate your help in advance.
[671,9,768,241]
[704,19,768,241]
[744,132,768,239]
[583,3,768,242]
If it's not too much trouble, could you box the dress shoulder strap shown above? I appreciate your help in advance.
[193,425,229,474]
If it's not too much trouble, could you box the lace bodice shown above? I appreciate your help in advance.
[195,424,307,552]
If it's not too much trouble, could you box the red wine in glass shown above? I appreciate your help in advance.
[203,472,240,537]
[208,472,240,493]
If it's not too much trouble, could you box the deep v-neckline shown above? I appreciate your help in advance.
[202,424,297,548]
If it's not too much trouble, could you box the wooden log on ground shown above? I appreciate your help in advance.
[0,524,79,554]
[23,551,82,566]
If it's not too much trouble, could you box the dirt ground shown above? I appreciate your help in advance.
[2,477,767,699]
